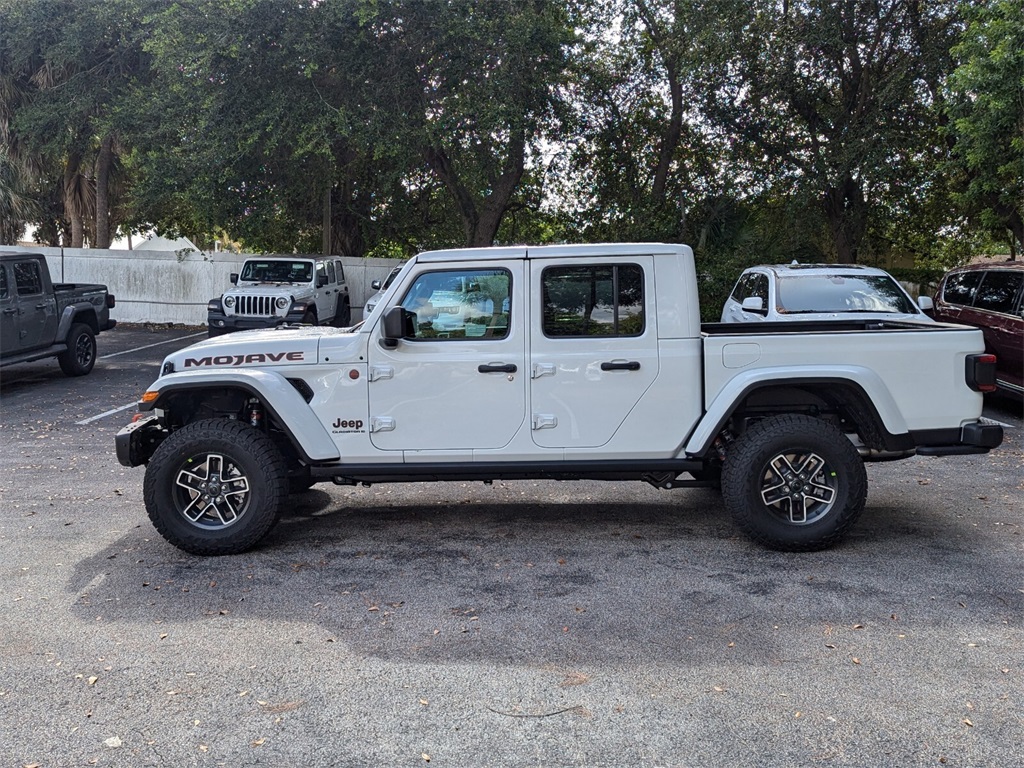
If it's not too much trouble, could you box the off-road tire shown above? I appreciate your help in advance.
[57,322,96,376]
[332,299,352,327]
[288,476,317,494]
[143,419,288,555]
[721,414,867,551]
[300,310,316,326]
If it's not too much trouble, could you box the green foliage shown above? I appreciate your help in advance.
[0,0,1015,269]
[945,0,1024,250]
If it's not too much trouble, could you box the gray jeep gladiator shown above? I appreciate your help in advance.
[0,251,116,376]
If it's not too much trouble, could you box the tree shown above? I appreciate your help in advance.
[692,0,961,263]
[367,0,575,247]
[2,0,151,248]
[946,0,1024,256]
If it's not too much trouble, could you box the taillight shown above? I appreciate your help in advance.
[965,353,997,392]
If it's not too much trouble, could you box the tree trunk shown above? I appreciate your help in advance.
[63,150,85,248]
[330,179,369,259]
[425,130,527,247]
[94,134,114,249]
[822,177,867,263]
[652,65,682,205]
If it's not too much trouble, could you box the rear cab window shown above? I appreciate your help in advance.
[541,264,645,337]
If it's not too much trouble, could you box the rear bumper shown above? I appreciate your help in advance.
[914,420,1004,456]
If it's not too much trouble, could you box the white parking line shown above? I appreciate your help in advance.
[76,402,139,426]
[75,331,205,425]
[99,331,205,359]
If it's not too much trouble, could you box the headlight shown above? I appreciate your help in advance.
[276,296,290,309]
[223,296,235,308]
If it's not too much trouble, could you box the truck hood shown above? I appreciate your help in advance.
[161,326,364,372]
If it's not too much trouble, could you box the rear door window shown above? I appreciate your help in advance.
[542,264,645,337]
[972,271,1023,314]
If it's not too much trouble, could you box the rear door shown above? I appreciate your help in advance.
[966,269,1024,387]
[529,255,659,450]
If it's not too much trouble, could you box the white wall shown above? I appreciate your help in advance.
[3,246,403,326]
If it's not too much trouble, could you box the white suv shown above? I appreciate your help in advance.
[208,256,351,336]
[721,263,933,323]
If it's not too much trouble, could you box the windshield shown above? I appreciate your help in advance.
[776,274,917,315]
[382,266,402,290]
[239,260,313,283]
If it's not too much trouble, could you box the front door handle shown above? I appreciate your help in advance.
[600,360,641,371]
[478,363,517,374]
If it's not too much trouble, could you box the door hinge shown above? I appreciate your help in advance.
[531,363,556,379]
[532,414,558,430]
[369,365,394,382]
[370,416,396,433]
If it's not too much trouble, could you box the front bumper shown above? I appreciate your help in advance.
[115,415,167,467]
[207,311,302,335]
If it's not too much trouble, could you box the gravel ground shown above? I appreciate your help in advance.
[1,325,1021,768]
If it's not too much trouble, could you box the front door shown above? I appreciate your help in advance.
[529,256,659,450]
[0,264,18,354]
[12,259,57,350]
[367,262,526,452]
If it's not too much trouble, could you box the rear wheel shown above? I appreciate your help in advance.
[721,414,866,551]
[58,322,96,376]
[143,419,288,555]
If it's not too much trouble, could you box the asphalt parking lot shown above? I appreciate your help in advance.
[1,324,1022,768]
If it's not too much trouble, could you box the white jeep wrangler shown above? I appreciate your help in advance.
[207,255,351,336]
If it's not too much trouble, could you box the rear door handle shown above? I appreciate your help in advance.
[478,363,517,374]
[600,361,640,371]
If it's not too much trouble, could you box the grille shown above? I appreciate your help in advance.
[234,295,281,316]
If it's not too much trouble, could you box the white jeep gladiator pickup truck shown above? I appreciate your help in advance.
[117,244,1003,555]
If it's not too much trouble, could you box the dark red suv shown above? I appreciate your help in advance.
[932,261,1023,399]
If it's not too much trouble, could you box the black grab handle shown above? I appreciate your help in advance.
[478,363,518,374]
[600,361,641,371]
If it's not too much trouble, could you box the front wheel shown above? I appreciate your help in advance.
[332,299,351,327]
[143,419,288,555]
[721,414,867,552]
[58,323,96,376]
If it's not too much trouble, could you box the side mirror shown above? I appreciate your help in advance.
[371,279,383,290]
[741,296,766,314]
[381,306,413,347]
[917,296,934,312]
[230,273,239,285]
[317,274,328,288]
